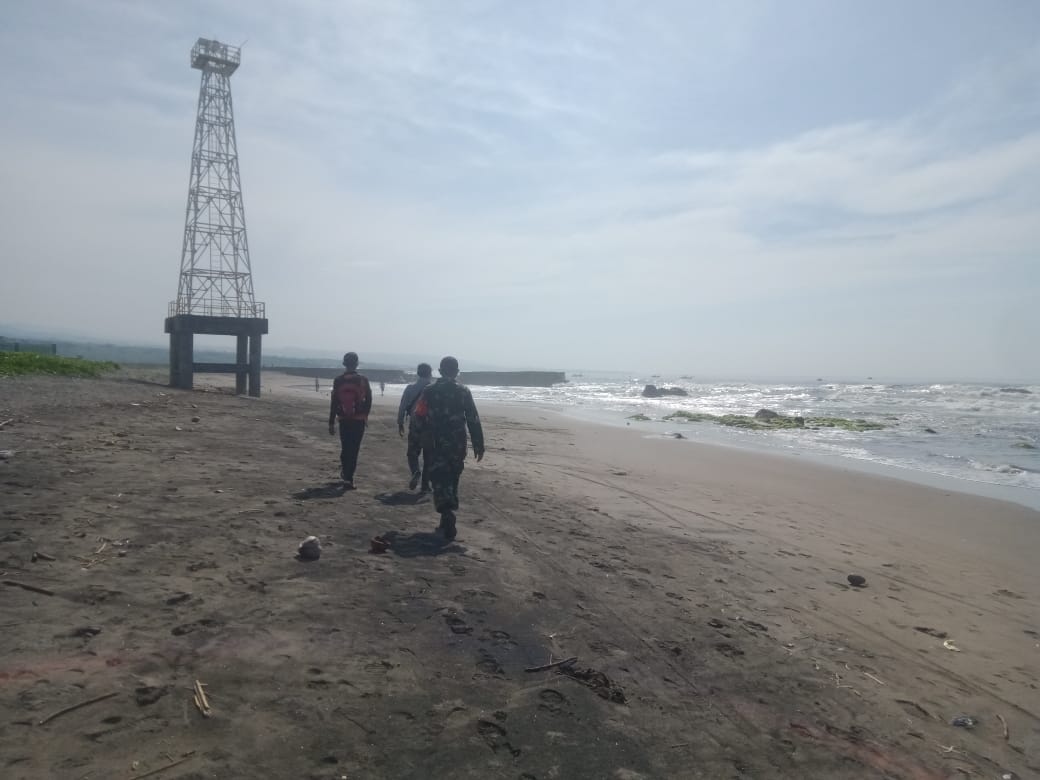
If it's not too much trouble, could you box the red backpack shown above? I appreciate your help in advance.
[335,375,370,420]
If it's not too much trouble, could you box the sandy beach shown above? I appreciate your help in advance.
[1,371,1037,779]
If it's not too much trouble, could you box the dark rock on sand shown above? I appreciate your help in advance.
[847,574,867,588]
[754,409,780,421]
[999,387,1031,394]
[924,427,938,434]
[642,384,689,398]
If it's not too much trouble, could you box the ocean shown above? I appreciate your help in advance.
[465,374,1040,510]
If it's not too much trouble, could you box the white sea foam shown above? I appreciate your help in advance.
[466,374,1040,498]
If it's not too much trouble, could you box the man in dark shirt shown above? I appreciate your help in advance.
[413,356,484,540]
[328,352,372,489]
[397,362,434,491]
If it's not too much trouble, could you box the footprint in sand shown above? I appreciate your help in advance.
[475,650,504,676]
[477,720,521,757]
[444,614,473,635]
[714,642,745,659]
[538,689,568,714]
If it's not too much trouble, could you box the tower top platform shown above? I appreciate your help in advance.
[191,38,240,75]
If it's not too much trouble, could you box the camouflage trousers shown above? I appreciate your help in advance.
[406,423,430,489]
[429,450,465,514]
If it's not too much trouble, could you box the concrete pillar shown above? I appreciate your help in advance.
[248,333,262,397]
[236,334,248,395]
[176,331,194,390]
[169,333,179,387]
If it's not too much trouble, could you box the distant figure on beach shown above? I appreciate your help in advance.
[412,356,484,541]
[328,352,372,490]
[380,381,385,397]
[397,363,434,492]
[315,377,319,392]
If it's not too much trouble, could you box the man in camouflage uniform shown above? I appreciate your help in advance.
[413,356,484,541]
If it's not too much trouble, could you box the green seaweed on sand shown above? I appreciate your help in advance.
[626,413,653,421]
[1011,441,1037,450]
[661,411,716,423]
[0,352,119,378]
[663,410,884,432]
[806,417,885,432]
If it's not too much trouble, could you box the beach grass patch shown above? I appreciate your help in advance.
[0,351,119,378]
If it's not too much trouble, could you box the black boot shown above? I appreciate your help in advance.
[439,510,457,541]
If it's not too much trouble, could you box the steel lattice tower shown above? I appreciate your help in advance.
[165,38,268,397]
[173,38,262,318]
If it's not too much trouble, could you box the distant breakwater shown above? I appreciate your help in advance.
[271,366,407,383]
[270,367,566,388]
[460,371,566,388]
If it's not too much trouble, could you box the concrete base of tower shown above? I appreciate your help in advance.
[164,315,269,397]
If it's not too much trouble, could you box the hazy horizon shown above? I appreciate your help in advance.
[3,319,1038,386]
[2,2,1038,381]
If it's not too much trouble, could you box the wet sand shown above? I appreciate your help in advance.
[0,371,1037,779]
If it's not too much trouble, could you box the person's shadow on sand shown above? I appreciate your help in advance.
[379,530,464,558]
[374,491,430,506]
[292,482,347,500]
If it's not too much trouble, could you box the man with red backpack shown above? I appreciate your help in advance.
[328,352,373,489]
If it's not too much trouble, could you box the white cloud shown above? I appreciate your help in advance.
[0,1,1037,379]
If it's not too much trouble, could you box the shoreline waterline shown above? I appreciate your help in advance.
[480,398,1040,513]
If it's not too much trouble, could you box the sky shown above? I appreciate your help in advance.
[1,0,1038,380]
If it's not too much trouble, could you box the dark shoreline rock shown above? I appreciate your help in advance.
[642,384,689,398]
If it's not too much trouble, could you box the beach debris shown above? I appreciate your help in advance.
[524,657,578,673]
[558,664,627,703]
[191,416,200,423]
[128,750,196,780]
[847,574,867,588]
[950,715,977,729]
[0,418,14,428]
[1001,772,1019,780]
[71,626,102,638]
[895,699,933,720]
[31,551,56,563]
[297,535,322,561]
[913,626,948,639]
[3,580,55,597]
[192,679,212,717]
[942,639,961,652]
[0,449,14,460]
[37,691,119,726]
[996,712,1009,741]
[369,536,390,554]
[862,672,886,686]
[174,426,183,431]
[671,432,686,439]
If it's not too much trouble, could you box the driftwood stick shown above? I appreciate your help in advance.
[32,552,57,562]
[524,656,578,673]
[192,680,211,717]
[996,713,1009,741]
[3,580,55,597]
[38,692,118,725]
[0,418,14,428]
[128,751,197,780]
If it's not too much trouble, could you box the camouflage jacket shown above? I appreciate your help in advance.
[415,377,485,457]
